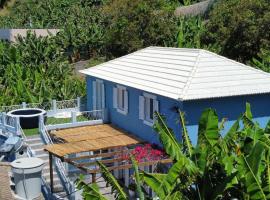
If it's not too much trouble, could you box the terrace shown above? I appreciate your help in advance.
[0,98,170,199]
[44,125,171,197]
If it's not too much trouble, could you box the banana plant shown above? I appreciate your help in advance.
[145,104,270,200]
[76,156,145,200]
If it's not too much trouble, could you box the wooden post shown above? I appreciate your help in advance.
[49,153,54,193]
[144,165,150,194]
[124,169,129,187]
[92,173,96,183]
[113,148,119,179]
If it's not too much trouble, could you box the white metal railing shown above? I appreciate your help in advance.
[17,125,59,199]
[0,104,22,113]
[39,118,75,199]
[0,97,83,114]
[46,110,105,130]
[17,124,36,157]
[56,99,78,110]
[27,101,52,111]
[0,113,20,135]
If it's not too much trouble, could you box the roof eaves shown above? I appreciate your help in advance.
[79,48,148,75]
[201,49,270,76]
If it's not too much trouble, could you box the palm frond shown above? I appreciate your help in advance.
[97,161,128,200]
[153,111,183,161]
[179,110,193,157]
[131,156,144,200]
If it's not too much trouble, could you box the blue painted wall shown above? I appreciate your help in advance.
[86,75,270,145]
[183,94,270,144]
[86,76,182,144]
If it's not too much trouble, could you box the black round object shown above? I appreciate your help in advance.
[7,108,47,129]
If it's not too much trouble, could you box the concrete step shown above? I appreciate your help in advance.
[26,134,41,139]
[28,142,44,149]
[36,153,49,159]
[43,172,60,180]
[33,148,46,155]
[53,183,65,193]
[55,191,68,200]
[43,171,58,177]
[43,166,58,176]
[25,135,41,141]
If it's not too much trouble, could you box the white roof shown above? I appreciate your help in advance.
[80,47,270,101]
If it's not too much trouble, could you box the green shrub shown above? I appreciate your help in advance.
[101,0,178,57]
[0,32,85,105]
[202,0,270,63]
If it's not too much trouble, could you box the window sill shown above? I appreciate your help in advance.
[143,120,154,127]
[116,108,127,115]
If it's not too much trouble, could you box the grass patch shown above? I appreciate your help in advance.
[46,115,90,125]
[23,128,39,136]
[21,115,91,136]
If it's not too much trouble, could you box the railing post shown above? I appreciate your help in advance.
[71,111,77,123]
[39,115,44,133]
[102,109,108,123]
[15,117,20,136]
[22,102,27,109]
[77,97,81,111]
[52,100,57,114]
[2,113,6,127]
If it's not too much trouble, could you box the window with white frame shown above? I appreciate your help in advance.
[113,85,128,115]
[139,93,159,126]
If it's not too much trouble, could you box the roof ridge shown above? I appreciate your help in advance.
[180,49,203,100]
[148,46,202,51]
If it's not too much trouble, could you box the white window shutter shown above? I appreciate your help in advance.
[101,83,105,109]
[154,99,159,113]
[113,87,117,109]
[92,81,96,110]
[139,96,145,120]
[124,90,128,114]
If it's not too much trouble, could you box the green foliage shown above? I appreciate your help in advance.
[203,0,270,63]
[97,161,128,200]
[153,112,183,161]
[0,0,106,61]
[101,0,178,57]
[177,17,205,49]
[76,175,107,200]
[251,48,270,72]
[131,156,144,200]
[146,104,270,199]
[77,105,270,200]
[0,32,85,105]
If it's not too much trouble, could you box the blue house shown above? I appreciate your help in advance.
[80,47,270,144]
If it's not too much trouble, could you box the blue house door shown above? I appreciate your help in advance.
[93,80,105,110]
